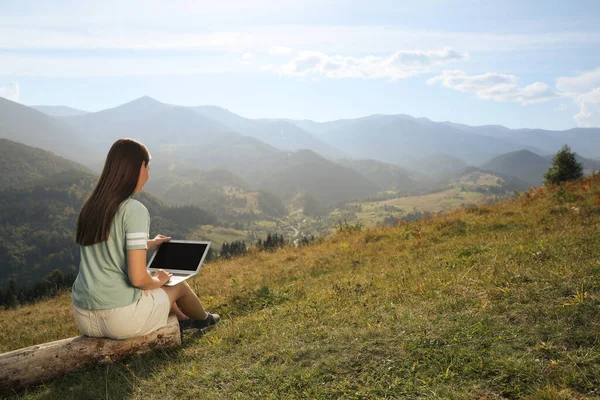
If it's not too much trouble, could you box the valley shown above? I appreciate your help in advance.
[0,96,597,286]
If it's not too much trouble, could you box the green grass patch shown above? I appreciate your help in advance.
[187,225,247,249]
[3,177,600,398]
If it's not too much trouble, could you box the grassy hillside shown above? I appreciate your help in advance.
[340,170,522,228]
[187,225,248,250]
[349,187,488,227]
[2,175,600,398]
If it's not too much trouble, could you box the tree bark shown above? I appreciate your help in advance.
[0,315,181,392]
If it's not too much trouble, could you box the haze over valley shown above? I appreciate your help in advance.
[1,93,599,287]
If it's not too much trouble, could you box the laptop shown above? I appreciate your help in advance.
[147,240,211,286]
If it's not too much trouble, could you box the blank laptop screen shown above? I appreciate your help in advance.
[148,242,209,272]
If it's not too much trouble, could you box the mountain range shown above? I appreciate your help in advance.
[31,105,89,117]
[2,95,599,205]
[194,105,344,158]
[0,97,91,166]
[291,115,600,165]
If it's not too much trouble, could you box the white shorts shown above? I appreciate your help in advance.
[72,289,171,339]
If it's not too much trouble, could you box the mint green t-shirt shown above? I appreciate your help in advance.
[72,198,150,310]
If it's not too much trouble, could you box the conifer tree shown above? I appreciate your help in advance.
[544,145,584,185]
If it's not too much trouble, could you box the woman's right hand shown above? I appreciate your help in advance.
[153,269,172,286]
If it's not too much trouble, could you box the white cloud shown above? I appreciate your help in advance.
[571,87,600,127]
[556,67,600,93]
[273,47,467,81]
[0,81,19,102]
[269,46,292,55]
[555,68,600,127]
[241,52,254,64]
[427,70,559,105]
[260,64,274,71]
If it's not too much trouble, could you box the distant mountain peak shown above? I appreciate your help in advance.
[512,149,539,156]
[480,149,549,186]
[488,149,544,161]
[85,95,170,117]
[126,95,164,106]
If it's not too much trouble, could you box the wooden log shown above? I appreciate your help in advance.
[0,315,181,392]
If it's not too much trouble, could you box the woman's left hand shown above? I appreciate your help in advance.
[149,234,171,250]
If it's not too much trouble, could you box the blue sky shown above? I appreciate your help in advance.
[1,0,600,129]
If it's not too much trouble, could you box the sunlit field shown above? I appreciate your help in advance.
[2,175,599,399]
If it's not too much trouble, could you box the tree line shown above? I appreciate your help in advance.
[0,269,75,309]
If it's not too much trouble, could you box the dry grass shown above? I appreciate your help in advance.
[2,175,600,398]
[187,225,247,249]
[352,188,489,226]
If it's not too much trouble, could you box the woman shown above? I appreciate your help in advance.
[72,138,219,339]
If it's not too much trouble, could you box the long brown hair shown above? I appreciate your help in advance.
[76,138,151,246]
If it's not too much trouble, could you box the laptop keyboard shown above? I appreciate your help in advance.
[171,273,191,277]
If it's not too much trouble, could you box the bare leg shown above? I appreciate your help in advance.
[161,281,207,320]
[171,302,189,321]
